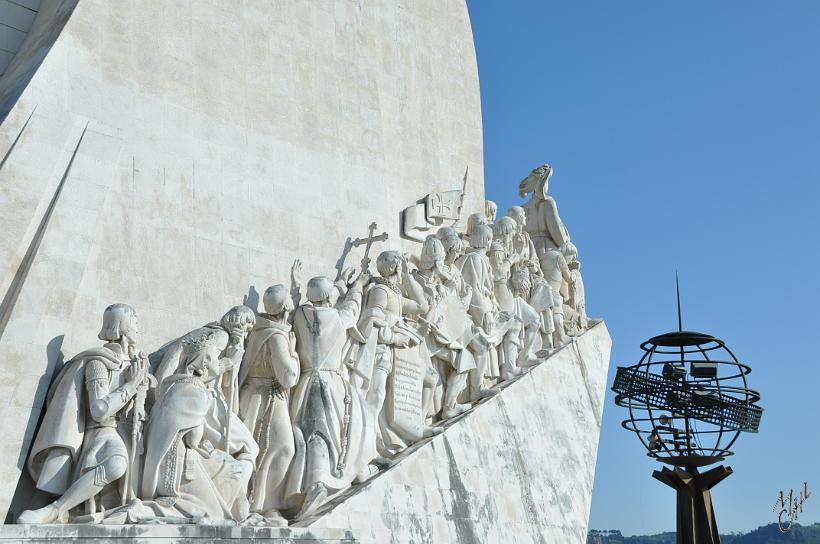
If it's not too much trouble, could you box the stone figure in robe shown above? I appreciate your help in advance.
[509,268,545,367]
[506,206,542,279]
[133,331,258,524]
[456,225,509,400]
[518,164,572,262]
[349,250,436,459]
[560,241,588,335]
[487,242,527,381]
[287,273,375,520]
[151,305,256,409]
[413,235,475,419]
[18,304,151,524]
[541,246,572,347]
[238,284,300,525]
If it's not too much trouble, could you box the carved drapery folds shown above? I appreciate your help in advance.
[17,165,588,527]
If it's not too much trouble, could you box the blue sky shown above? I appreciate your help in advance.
[468,1,820,536]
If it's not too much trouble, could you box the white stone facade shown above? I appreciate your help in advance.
[0,0,484,522]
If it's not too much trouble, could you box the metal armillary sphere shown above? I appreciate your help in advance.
[611,279,763,544]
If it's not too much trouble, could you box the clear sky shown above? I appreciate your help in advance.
[467,0,820,536]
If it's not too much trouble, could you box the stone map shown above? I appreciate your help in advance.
[0,1,610,542]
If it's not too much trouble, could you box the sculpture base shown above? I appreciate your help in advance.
[653,465,733,544]
[0,524,358,543]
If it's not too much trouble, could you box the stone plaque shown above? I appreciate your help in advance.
[387,345,427,442]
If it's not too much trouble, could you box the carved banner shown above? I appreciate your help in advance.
[387,344,427,442]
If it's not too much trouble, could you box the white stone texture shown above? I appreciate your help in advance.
[0,524,358,543]
[303,321,612,544]
[0,0,484,521]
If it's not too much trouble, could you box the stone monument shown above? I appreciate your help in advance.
[0,1,611,542]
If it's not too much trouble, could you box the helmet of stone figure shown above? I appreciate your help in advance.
[485,200,498,222]
[493,216,517,240]
[306,276,335,303]
[437,226,464,256]
[466,212,489,237]
[98,303,139,343]
[263,284,292,315]
[220,305,256,332]
[376,250,402,278]
[419,235,446,271]
[506,205,526,228]
[519,164,552,199]
[470,224,493,250]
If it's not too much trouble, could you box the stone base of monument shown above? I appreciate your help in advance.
[0,321,610,544]
[0,524,359,543]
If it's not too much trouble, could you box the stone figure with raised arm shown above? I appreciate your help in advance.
[287,272,375,520]
[349,250,439,459]
[18,304,152,524]
[518,164,572,262]
[238,284,300,525]
[413,235,475,419]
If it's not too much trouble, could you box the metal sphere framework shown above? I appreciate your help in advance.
[612,330,762,468]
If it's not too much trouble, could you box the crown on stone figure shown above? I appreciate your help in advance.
[182,332,218,353]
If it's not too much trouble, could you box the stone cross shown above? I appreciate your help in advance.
[351,222,388,273]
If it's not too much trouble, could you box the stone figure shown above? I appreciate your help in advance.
[457,225,508,400]
[464,211,489,239]
[349,250,436,459]
[413,236,475,419]
[487,242,526,381]
[518,164,572,261]
[541,246,572,347]
[485,200,498,223]
[18,304,152,524]
[506,206,541,278]
[509,268,544,367]
[136,331,258,523]
[560,241,588,335]
[238,284,300,524]
[152,305,256,410]
[287,274,375,519]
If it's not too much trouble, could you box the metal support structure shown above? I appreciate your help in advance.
[653,465,733,544]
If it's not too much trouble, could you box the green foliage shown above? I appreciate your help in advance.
[588,523,820,544]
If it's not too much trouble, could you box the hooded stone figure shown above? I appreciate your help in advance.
[238,284,300,524]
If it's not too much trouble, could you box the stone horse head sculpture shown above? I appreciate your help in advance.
[518,164,553,201]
